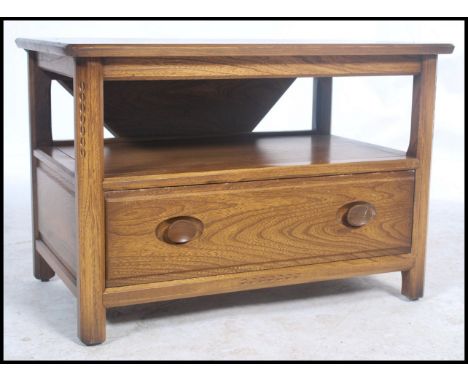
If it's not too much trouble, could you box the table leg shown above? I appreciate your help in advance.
[402,56,438,300]
[312,77,333,135]
[28,52,55,281]
[74,58,106,345]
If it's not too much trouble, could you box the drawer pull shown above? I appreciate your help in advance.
[346,202,376,227]
[164,217,203,244]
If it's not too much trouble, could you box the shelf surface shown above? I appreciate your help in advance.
[16,38,454,57]
[41,132,418,190]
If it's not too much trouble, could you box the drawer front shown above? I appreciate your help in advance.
[106,171,414,287]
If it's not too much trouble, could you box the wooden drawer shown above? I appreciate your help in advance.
[105,171,414,287]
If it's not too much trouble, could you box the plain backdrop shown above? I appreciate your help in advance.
[3,20,465,361]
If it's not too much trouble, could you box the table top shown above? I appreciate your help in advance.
[16,38,454,58]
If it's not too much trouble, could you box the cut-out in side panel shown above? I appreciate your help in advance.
[332,76,413,152]
[253,78,313,132]
[51,80,74,141]
[51,79,114,141]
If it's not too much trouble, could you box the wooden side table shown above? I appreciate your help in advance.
[16,39,454,345]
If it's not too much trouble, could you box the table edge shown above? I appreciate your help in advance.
[16,39,455,57]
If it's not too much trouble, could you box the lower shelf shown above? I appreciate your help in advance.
[37,131,418,190]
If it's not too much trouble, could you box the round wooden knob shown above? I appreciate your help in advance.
[165,218,202,244]
[346,202,376,227]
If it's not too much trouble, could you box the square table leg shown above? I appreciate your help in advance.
[402,56,438,300]
[74,58,106,345]
[28,52,55,282]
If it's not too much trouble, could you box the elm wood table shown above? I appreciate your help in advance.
[16,39,454,345]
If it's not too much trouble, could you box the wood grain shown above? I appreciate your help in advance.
[103,253,415,308]
[74,59,106,345]
[402,56,438,300]
[15,39,454,57]
[48,133,419,190]
[28,52,55,281]
[37,166,77,274]
[102,56,422,80]
[105,171,414,287]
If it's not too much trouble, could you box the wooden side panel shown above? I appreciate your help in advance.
[37,165,77,274]
[106,171,415,287]
[36,240,77,296]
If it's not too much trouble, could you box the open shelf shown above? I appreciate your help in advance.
[37,131,418,191]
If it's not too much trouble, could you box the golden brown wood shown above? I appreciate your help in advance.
[402,56,438,300]
[15,39,454,57]
[312,77,333,134]
[103,253,415,308]
[74,59,106,345]
[28,52,55,281]
[104,158,419,191]
[106,171,414,287]
[102,56,422,81]
[47,133,419,190]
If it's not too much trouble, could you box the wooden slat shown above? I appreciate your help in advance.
[102,56,422,80]
[103,254,415,308]
[15,39,455,57]
[37,52,75,78]
[36,240,77,296]
[103,158,419,191]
